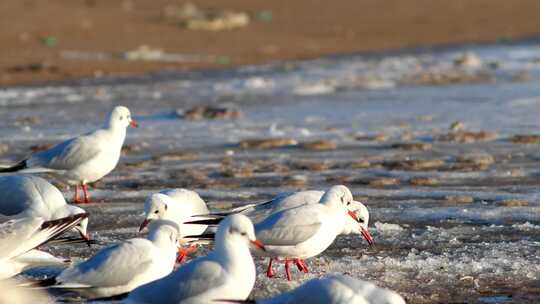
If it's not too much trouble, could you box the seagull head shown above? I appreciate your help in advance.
[320,185,354,208]
[320,185,374,245]
[346,203,374,246]
[342,200,370,232]
[139,193,172,232]
[108,106,138,129]
[161,188,204,205]
[217,214,265,252]
[146,219,181,249]
[74,216,90,241]
[64,205,91,241]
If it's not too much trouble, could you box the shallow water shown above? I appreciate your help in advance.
[3,42,540,303]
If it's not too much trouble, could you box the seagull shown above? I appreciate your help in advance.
[0,213,88,280]
[3,249,71,281]
[139,189,210,263]
[187,185,372,281]
[40,220,179,299]
[0,279,51,303]
[218,274,406,304]
[125,214,265,304]
[0,175,89,240]
[0,106,138,204]
[210,189,372,240]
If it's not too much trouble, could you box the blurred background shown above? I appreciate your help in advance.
[2,0,540,86]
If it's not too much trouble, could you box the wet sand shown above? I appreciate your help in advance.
[2,0,540,86]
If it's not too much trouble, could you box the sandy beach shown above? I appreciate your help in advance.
[1,0,540,86]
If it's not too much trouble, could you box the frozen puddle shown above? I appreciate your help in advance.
[3,41,540,303]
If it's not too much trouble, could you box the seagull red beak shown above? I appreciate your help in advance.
[139,219,150,232]
[79,231,90,241]
[360,226,374,246]
[348,210,374,246]
[348,210,358,221]
[130,119,139,128]
[250,239,266,251]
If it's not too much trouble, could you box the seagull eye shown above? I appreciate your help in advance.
[358,218,365,223]
[347,201,351,206]
[154,210,159,214]
[240,232,247,236]
[164,205,168,211]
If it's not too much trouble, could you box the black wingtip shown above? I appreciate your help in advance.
[47,237,100,246]
[200,211,233,217]
[0,160,27,173]
[35,276,57,287]
[184,218,223,226]
[40,213,88,230]
[91,292,130,301]
[37,213,89,248]
[184,233,215,240]
[214,299,256,303]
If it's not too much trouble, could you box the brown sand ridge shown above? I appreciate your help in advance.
[1,0,540,86]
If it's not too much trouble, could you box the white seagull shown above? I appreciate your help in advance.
[2,249,70,280]
[0,175,89,240]
[213,189,372,240]
[0,213,88,280]
[188,185,370,281]
[0,279,51,303]
[218,274,406,304]
[0,106,138,204]
[41,220,179,299]
[125,214,265,304]
[139,189,210,263]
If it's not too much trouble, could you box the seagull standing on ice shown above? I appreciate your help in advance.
[253,185,365,281]
[139,189,210,263]
[0,175,89,240]
[0,213,88,280]
[0,106,138,204]
[211,189,372,241]
[218,274,406,304]
[188,185,372,281]
[40,220,179,299]
[125,214,265,304]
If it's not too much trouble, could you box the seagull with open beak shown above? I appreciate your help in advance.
[126,214,263,304]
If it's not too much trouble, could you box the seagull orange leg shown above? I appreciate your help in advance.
[82,184,90,204]
[302,259,309,273]
[266,258,275,278]
[176,247,188,264]
[294,258,309,273]
[176,244,198,263]
[72,185,84,204]
[284,258,292,281]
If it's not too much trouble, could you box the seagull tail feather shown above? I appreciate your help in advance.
[22,276,58,289]
[0,160,27,173]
